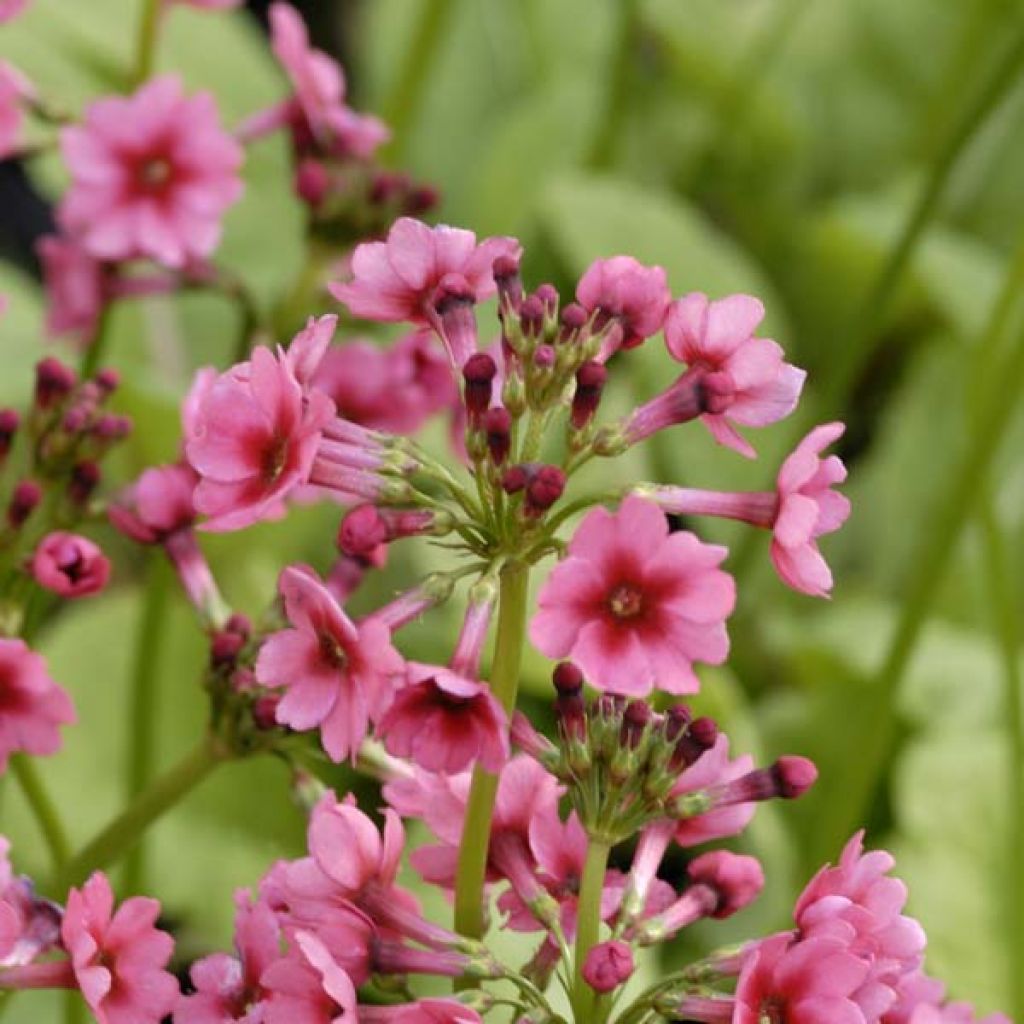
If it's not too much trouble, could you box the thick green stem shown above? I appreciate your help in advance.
[978,496,1024,1021]
[813,243,1024,859]
[133,0,164,87]
[122,558,171,895]
[11,755,70,871]
[55,734,226,892]
[572,837,611,1022]
[453,563,530,947]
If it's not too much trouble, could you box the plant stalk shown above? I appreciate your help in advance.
[11,755,70,872]
[572,837,612,1022]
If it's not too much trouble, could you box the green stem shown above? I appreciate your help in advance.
[133,0,164,87]
[453,563,530,947]
[122,557,171,895]
[978,495,1024,1021]
[813,241,1024,860]
[11,755,70,871]
[55,734,226,892]
[572,837,611,1022]
[587,0,641,170]
[380,0,456,161]
[78,303,113,380]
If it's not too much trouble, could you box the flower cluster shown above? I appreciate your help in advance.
[0,3,1007,1024]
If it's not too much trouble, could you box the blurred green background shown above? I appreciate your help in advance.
[1,0,1023,1018]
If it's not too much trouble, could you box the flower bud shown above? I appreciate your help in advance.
[31,532,111,598]
[501,464,527,494]
[295,158,331,207]
[462,352,497,419]
[771,755,818,798]
[6,480,42,528]
[494,253,522,312]
[559,302,588,343]
[533,343,556,369]
[524,465,565,516]
[571,360,607,429]
[519,294,545,336]
[686,851,764,919]
[210,629,245,668]
[338,504,390,558]
[93,368,120,396]
[68,461,101,505]
[621,699,651,749]
[552,661,584,696]
[483,407,512,465]
[0,409,19,460]
[34,357,76,409]
[582,940,634,993]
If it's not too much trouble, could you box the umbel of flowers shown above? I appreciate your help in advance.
[0,1,1008,1023]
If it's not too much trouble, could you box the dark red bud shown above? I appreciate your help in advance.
[68,461,101,504]
[501,465,528,494]
[405,184,440,215]
[7,480,42,528]
[295,159,331,207]
[621,700,651,748]
[93,368,120,396]
[483,407,512,465]
[664,704,693,741]
[771,756,818,798]
[93,414,133,440]
[252,694,281,730]
[211,630,245,667]
[226,612,252,638]
[519,295,545,335]
[493,254,522,312]
[553,661,584,695]
[462,353,497,419]
[534,283,558,315]
[571,360,608,429]
[559,303,588,341]
[35,358,76,409]
[525,465,565,514]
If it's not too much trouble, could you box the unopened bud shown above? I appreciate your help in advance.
[501,464,528,494]
[582,940,634,994]
[559,302,588,342]
[93,368,120,396]
[524,465,565,515]
[533,344,556,369]
[210,630,245,667]
[462,352,497,419]
[519,295,544,336]
[771,755,818,798]
[552,661,584,695]
[338,504,389,558]
[494,254,522,311]
[0,409,19,460]
[34,358,76,409]
[252,694,281,730]
[571,360,607,429]
[68,461,101,504]
[483,407,512,465]
[295,158,331,207]
[621,700,651,749]
[7,480,42,528]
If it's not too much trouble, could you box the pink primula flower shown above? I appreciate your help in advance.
[62,872,179,1024]
[186,341,336,531]
[59,75,243,268]
[664,292,805,457]
[269,1,388,159]
[576,256,671,354]
[261,931,357,1024]
[378,664,508,774]
[530,495,735,695]
[255,567,403,762]
[31,532,111,598]
[362,1000,483,1023]
[0,639,74,772]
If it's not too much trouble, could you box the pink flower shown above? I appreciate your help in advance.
[770,422,851,596]
[733,932,871,1024]
[269,2,388,159]
[62,872,179,1024]
[59,75,243,268]
[360,1000,482,1023]
[311,331,456,434]
[109,463,197,544]
[0,837,60,968]
[0,1,29,23]
[261,931,356,1024]
[795,831,926,987]
[176,893,280,1023]
[884,973,1011,1024]
[37,236,106,345]
[31,532,111,598]
[529,495,735,695]
[0,639,74,772]
[664,292,805,457]
[0,62,33,159]
[186,345,335,531]
[575,256,671,353]
[378,665,508,773]
[255,567,403,762]
[330,218,521,366]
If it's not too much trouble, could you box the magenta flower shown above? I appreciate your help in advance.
[378,665,508,774]
[176,893,280,1023]
[575,256,671,353]
[269,2,388,159]
[311,331,456,434]
[0,62,33,160]
[255,567,403,762]
[330,217,521,366]
[62,872,179,1024]
[0,639,75,772]
[261,931,357,1024]
[0,837,60,968]
[37,236,106,346]
[884,973,1010,1024]
[732,932,872,1024]
[59,76,243,268]
[360,1000,482,1023]
[186,345,335,531]
[530,495,735,695]
[663,291,805,457]
[109,463,198,544]
[31,532,111,599]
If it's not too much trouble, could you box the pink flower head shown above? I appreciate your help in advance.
[771,422,851,597]
[311,331,456,434]
[0,62,33,160]
[255,566,403,762]
[176,892,280,1023]
[0,639,74,772]
[795,831,926,983]
[31,532,111,598]
[37,235,106,345]
[261,931,356,1024]
[0,837,60,968]
[378,664,508,774]
[62,872,179,1024]
[330,218,522,367]
[269,2,388,159]
[59,75,243,268]
[664,292,805,457]
[186,345,335,531]
[109,463,198,544]
[529,495,735,695]
[0,1,29,23]
[734,932,872,1024]
[575,256,671,353]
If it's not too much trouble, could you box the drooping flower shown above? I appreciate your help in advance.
[575,256,671,354]
[37,236,107,346]
[378,665,508,774]
[59,75,243,268]
[330,217,521,366]
[0,62,33,160]
[62,872,179,1024]
[529,495,735,695]
[31,532,111,598]
[268,1,388,159]
[255,566,403,762]
[0,638,75,771]
[186,344,335,531]
[175,893,280,1023]
[663,292,805,457]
